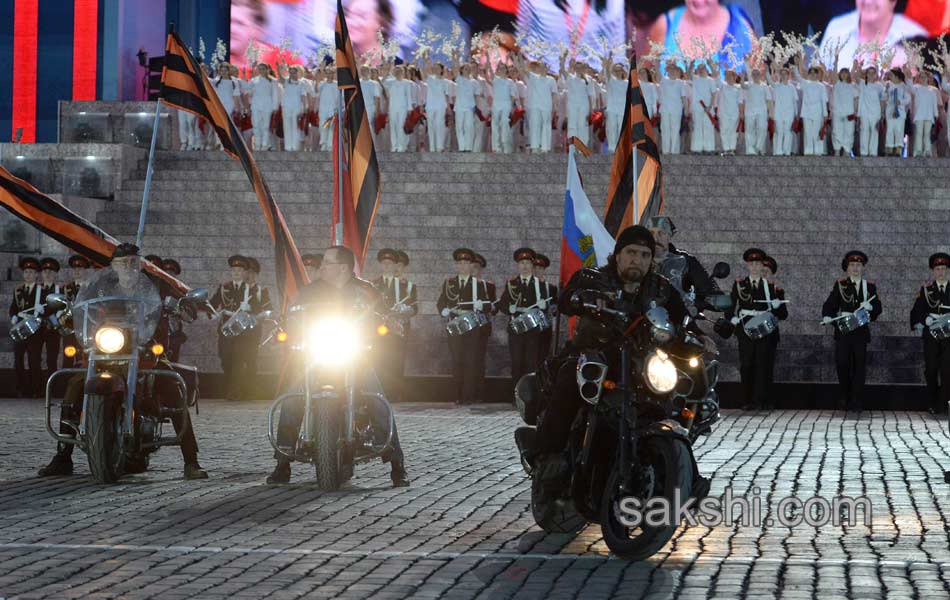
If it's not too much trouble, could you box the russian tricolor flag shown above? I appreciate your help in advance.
[559,139,614,290]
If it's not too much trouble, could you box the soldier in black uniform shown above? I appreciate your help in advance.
[910,252,950,415]
[500,247,548,385]
[10,257,44,398]
[61,255,91,368]
[725,248,788,411]
[437,248,492,405]
[373,248,413,403]
[821,250,883,413]
[237,257,271,400]
[394,250,418,398]
[532,253,558,361]
[38,258,63,382]
[472,253,497,403]
[302,253,323,282]
[161,258,187,363]
[210,255,249,401]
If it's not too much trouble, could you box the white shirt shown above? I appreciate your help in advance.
[857,81,885,119]
[526,73,556,111]
[386,79,415,112]
[317,81,338,116]
[640,80,657,117]
[425,76,449,110]
[831,82,858,117]
[565,74,593,113]
[743,82,771,116]
[214,78,241,114]
[690,76,717,113]
[492,77,516,112]
[360,79,381,117]
[658,77,688,114]
[912,84,939,122]
[798,78,828,119]
[771,82,799,120]
[454,76,478,111]
[281,79,308,110]
[249,76,280,111]
[884,82,911,119]
[606,76,628,115]
[819,11,927,69]
[716,83,742,120]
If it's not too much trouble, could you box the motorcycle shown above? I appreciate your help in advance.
[265,301,396,491]
[43,266,208,484]
[514,281,716,560]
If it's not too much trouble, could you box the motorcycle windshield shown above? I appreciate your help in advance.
[73,267,162,350]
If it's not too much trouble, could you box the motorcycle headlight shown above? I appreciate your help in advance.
[307,317,361,366]
[94,327,126,354]
[645,351,678,394]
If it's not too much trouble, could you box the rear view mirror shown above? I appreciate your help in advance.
[46,294,69,311]
[183,288,209,303]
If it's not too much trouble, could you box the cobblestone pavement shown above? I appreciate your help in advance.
[1,399,950,599]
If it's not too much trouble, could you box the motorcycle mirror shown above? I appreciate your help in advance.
[46,294,69,312]
[184,288,209,303]
[258,310,274,321]
[712,262,730,279]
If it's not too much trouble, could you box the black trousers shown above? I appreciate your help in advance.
[923,335,950,412]
[14,335,44,397]
[376,332,407,403]
[474,326,490,402]
[168,330,187,363]
[835,336,868,410]
[737,330,779,407]
[449,329,482,404]
[509,329,542,385]
[274,372,404,470]
[539,328,553,367]
[52,369,199,464]
[42,329,60,384]
[218,332,256,400]
[535,357,581,454]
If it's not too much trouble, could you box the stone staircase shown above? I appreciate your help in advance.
[3,149,949,387]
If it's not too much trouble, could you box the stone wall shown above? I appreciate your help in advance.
[3,148,949,386]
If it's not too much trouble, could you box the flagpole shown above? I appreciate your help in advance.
[135,98,163,248]
[632,146,639,226]
[335,89,345,245]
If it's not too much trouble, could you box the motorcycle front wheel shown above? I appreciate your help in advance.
[313,392,343,491]
[84,393,125,484]
[599,436,694,561]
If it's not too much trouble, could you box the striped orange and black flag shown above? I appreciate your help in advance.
[603,56,664,237]
[0,167,192,297]
[159,31,307,306]
[334,0,381,270]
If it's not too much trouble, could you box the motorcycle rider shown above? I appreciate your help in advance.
[37,243,208,480]
[266,245,410,487]
[516,226,713,497]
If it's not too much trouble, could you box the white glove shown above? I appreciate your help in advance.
[821,316,833,325]
[859,300,872,312]
[926,315,936,327]
[10,316,18,325]
[730,316,740,326]
[915,323,925,332]
[537,299,547,310]
[441,308,450,318]
[239,301,251,312]
[770,299,783,310]
[509,304,517,314]
[474,300,484,311]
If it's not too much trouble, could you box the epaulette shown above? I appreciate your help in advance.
[838,278,847,283]
[776,287,784,292]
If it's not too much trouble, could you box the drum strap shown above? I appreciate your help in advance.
[33,284,42,312]
[763,280,772,304]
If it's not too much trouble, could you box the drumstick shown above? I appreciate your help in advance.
[754,299,790,304]
[820,314,851,325]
